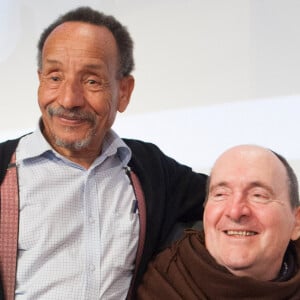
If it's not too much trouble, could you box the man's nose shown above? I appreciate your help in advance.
[57,79,85,108]
[225,194,251,222]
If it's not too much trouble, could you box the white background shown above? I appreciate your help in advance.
[1,0,300,178]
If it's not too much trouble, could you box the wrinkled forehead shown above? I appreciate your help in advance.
[43,21,119,60]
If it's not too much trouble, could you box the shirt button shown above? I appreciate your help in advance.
[88,216,95,224]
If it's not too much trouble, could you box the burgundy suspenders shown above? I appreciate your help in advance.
[0,153,19,300]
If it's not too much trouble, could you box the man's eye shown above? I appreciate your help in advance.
[85,78,108,91]
[50,76,60,82]
[87,79,97,85]
[254,193,263,198]
[210,192,227,201]
[249,193,270,204]
[42,74,62,87]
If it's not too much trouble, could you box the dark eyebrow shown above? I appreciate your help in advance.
[84,64,104,70]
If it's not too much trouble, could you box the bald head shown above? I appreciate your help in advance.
[204,144,300,281]
[208,145,299,208]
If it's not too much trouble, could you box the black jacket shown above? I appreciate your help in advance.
[0,136,207,299]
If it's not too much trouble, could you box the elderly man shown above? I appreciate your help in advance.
[0,6,206,300]
[137,145,300,299]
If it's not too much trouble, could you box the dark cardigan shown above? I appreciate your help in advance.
[0,136,207,299]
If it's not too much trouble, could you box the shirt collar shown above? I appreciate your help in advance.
[17,121,132,168]
[16,122,52,161]
[94,129,132,167]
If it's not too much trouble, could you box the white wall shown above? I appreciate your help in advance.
[1,0,300,178]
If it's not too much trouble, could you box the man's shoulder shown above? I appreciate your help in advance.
[122,138,160,152]
[0,132,33,154]
[0,136,21,148]
[0,136,22,184]
[122,138,166,162]
[122,137,207,183]
[0,137,21,157]
[0,135,25,153]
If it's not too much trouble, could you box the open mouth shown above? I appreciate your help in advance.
[224,230,257,236]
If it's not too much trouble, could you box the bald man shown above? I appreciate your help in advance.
[137,145,300,300]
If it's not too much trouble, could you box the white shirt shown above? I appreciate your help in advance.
[15,126,139,299]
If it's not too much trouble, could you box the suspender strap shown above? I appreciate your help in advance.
[0,152,18,300]
[126,168,146,299]
[130,170,146,274]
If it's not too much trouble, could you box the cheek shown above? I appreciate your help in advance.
[273,212,296,234]
[90,99,111,117]
[255,207,297,244]
[37,85,47,110]
[203,203,224,230]
[38,83,57,108]
[87,92,116,117]
[258,207,289,227]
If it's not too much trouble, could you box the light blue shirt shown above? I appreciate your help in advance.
[15,126,139,299]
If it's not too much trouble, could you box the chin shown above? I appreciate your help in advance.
[222,256,254,272]
[54,135,92,151]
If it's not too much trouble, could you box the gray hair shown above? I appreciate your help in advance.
[37,6,134,78]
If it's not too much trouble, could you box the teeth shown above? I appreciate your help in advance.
[226,230,256,236]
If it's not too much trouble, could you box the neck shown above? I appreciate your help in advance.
[54,145,102,169]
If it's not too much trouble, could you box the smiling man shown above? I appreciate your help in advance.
[0,7,207,300]
[137,145,300,299]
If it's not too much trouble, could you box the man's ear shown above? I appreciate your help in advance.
[291,207,300,241]
[118,75,135,113]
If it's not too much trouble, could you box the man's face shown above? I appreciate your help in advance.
[38,21,133,156]
[203,145,300,280]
